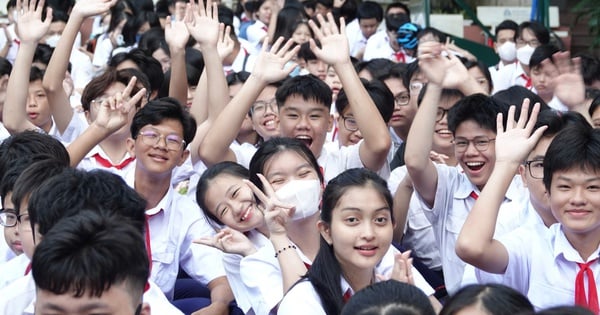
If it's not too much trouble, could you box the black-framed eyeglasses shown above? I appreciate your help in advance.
[226,71,251,86]
[138,130,186,151]
[524,159,544,179]
[0,209,17,227]
[516,38,540,47]
[409,81,424,94]
[394,93,410,106]
[251,98,277,115]
[342,116,358,131]
[436,108,449,122]
[452,136,495,153]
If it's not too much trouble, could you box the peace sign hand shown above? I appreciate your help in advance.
[244,174,295,237]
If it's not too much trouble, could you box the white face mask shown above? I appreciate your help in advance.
[44,34,60,48]
[516,44,535,66]
[275,179,321,221]
[497,41,516,62]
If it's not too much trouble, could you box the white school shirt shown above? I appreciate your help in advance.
[231,141,258,169]
[0,274,184,315]
[278,246,435,315]
[223,230,271,314]
[246,20,268,53]
[0,254,28,290]
[77,145,137,179]
[317,139,391,183]
[477,223,600,310]
[345,19,372,59]
[414,163,529,294]
[0,123,10,144]
[491,62,530,94]
[126,172,224,300]
[224,39,257,74]
[388,166,442,270]
[363,31,415,63]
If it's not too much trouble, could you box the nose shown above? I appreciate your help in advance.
[569,187,587,206]
[354,129,363,139]
[463,141,479,156]
[27,95,36,108]
[361,222,376,240]
[296,115,310,130]
[317,61,326,73]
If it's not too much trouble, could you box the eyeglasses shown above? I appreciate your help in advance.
[138,130,185,151]
[436,108,449,122]
[525,159,544,179]
[453,136,495,153]
[409,82,424,94]
[394,93,410,106]
[342,116,358,131]
[0,209,17,227]
[516,38,540,47]
[251,98,277,115]
[16,213,31,231]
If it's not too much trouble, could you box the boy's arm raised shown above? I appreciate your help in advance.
[308,13,391,171]
[3,0,52,134]
[455,101,547,273]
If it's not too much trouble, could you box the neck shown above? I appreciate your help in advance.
[287,214,321,261]
[564,227,600,261]
[236,130,259,146]
[392,126,408,142]
[134,168,171,210]
[99,136,128,164]
[342,266,374,293]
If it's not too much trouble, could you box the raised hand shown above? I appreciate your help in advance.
[217,25,235,61]
[184,0,220,49]
[15,0,52,44]
[418,41,469,89]
[72,0,117,19]
[93,76,146,133]
[165,15,190,50]
[307,13,349,66]
[194,227,257,256]
[494,99,547,165]
[543,51,585,109]
[244,174,295,237]
[250,36,299,83]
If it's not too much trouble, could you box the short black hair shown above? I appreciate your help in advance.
[341,280,435,315]
[440,284,534,315]
[384,12,409,33]
[29,66,45,83]
[335,78,393,123]
[32,210,149,300]
[109,48,164,95]
[495,20,518,38]
[356,58,395,81]
[534,110,590,139]
[275,75,332,111]
[515,21,550,45]
[130,97,197,145]
[491,86,550,116]
[0,56,12,76]
[379,62,408,83]
[529,44,560,69]
[297,42,318,62]
[385,2,410,17]
[356,1,383,22]
[448,93,508,135]
[315,0,333,9]
[577,53,600,87]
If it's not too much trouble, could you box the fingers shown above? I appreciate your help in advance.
[270,36,285,55]
[505,105,516,131]
[256,173,276,197]
[515,98,530,129]
[496,112,504,136]
[524,102,541,133]
[243,178,269,205]
[122,76,138,99]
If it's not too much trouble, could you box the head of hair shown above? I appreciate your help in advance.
[491,86,549,116]
[11,159,70,219]
[130,97,197,145]
[185,47,205,72]
[315,0,333,9]
[515,21,550,45]
[217,4,235,29]
[448,93,508,135]
[46,0,74,14]
[589,93,600,118]
[308,168,393,315]
[108,48,164,94]
[536,306,595,315]
[416,27,446,43]
[272,7,308,43]
[249,137,323,191]
[129,0,155,13]
[0,56,12,76]
[495,19,518,38]
[81,68,146,111]
[356,58,395,81]
[529,44,560,69]
[275,75,332,110]
[337,0,358,22]
[386,2,410,17]
[439,284,534,315]
[534,110,589,140]
[378,62,408,84]
[543,124,599,191]
[138,27,169,57]
[226,71,251,86]
[27,168,146,238]
[341,280,436,315]
[0,131,69,183]
[0,154,59,204]
[385,12,410,33]
[416,85,464,108]
[462,59,493,93]
[32,210,149,300]
[196,161,250,228]
[577,53,600,87]
[50,9,69,24]
[29,66,45,83]
[298,42,318,62]
[357,1,383,22]
[336,78,394,123]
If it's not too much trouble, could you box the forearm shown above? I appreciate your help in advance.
[392,175,413,243]
[4,42,37,133]
[168,47,188,106]
[66,123,111,167]
[270,234,307,293]
[201,47,228,120]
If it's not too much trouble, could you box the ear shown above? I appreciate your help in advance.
[317,220,332,245]
[177,149,190,167]
[518,164,528,188]
[139,302,151,315]
[126,138,136,158]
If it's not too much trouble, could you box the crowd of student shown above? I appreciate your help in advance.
[0,0,598,314]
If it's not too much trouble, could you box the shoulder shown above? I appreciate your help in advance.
[279,279,324,315]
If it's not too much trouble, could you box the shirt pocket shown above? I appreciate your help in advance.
[151,244,178,292]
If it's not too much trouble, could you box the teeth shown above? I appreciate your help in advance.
[358,246,376,250]
[265,120,275,126]
[466,162,484,167]
[296,136,311,140]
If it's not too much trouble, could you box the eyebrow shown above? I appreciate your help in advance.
[340,206,391,213]
[42,302,109,312]
[556,175,600,182]
[267,163,313,179]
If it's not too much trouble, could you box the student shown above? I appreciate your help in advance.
[297,42,327,81]
[455,104,600,311]
[1,167,183,315]
[277,168,438,314]
[345,1,383,60]
[246,0,278,50]
[363,11,410,63]
[32,211,152,315]
[404,41,524,295]
[589,95,600,129]
[439,284,534,315]
[529,44,565,111]
[488,20,518,87]
[126,97,235,314]
[340,280,436,315]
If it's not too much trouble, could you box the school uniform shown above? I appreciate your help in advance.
[363,31,414,63]
[345,19,372,59]
[0,254,28,290]
[125,172,225,300]
[240,243,434,315]
[477,223,600,310]
[414,163,529,294]
[388,166,442,271]
[317,139,391,183]
[491,62,531,94]
[0,274,185,315]
[224,230,271,314]
[224,39,257,74]
[77,145,137,178]
[278,248,436,314]
[246,20,268,52]
[231,141,259,169]
[0,123,10,144]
